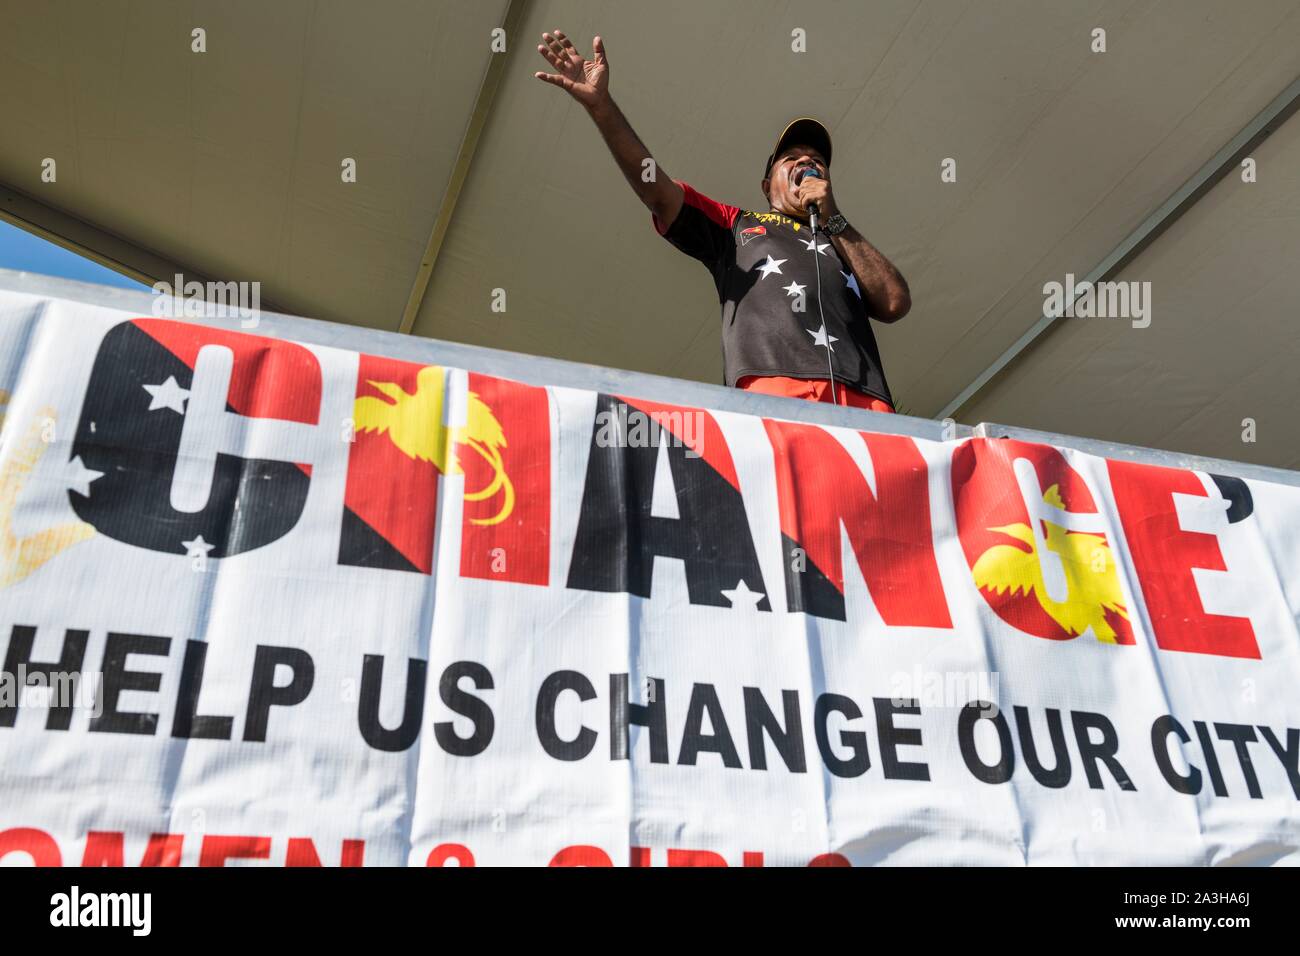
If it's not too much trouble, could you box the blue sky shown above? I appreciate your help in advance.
[0,218,148,290]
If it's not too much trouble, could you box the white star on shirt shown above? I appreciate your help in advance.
[182,534,215,558]
[841,270,861,298]
[143,376,190,413]
[806,325,839,351]
[803,238,830,255]
[721,579,765,609]
[757,255,787,279]
[63,455,103,498]
[782,281,806,298]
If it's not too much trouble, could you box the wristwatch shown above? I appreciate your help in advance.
[822,213,849,236]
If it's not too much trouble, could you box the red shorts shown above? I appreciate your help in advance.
[737,374,895,413]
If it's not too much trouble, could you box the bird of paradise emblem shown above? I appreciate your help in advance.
[0,395,96,587]
[351,365,514,526]
[972,481,1129,643]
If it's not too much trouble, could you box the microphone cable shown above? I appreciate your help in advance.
[798,169,841,407]
[809,218,840,406]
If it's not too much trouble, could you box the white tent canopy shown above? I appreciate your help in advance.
[2,0,1297,467]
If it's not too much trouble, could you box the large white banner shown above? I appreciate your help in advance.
[0,287,1297,866]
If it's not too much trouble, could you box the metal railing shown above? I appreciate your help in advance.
[3,267,1296,490]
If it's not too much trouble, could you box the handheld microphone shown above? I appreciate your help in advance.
[794,167,822,233]
[791,166,838,404]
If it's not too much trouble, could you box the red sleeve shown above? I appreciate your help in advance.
[651,180,741,236]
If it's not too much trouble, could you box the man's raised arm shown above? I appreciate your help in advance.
[535,31,683,228]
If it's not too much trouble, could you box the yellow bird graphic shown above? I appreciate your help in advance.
[352,366,514,526]
[971,484,1128,642]
[0,401,96,588]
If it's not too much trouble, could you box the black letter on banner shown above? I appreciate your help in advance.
[1193,720,1229,797]
[434,661,494,757]
[1151,715,1201,795]
[743,687,806,773]
[244,645,315,742]
[814,693,870,778]
[1258,726,1300,798]
[1071,710,1136,791]
[610,674,669,764]
[566,395,768,610]
[70,321,316,557]
[359,655,427,752]
[536,670,597,761]
[1,626,88,730]
[958,701,1013,784]
[1013,705,1070,788]
[874,697,929,781]
[1215,722,1263,799]
[172,640,234,740]
[1208,474,1253,524]
[678,683,742,768]
[89,633,172,736]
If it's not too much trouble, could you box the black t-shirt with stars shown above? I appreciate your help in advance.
[652,180,894,405]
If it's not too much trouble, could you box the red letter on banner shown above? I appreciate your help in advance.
[0,827,61,866]
[459,372,550,585]
[667,849,729,867]
[341,361,549,582]
[200,835,272,867]
[549,845,614,866]
[953,438,1134,645]
[72,319,321,558]
[285,837,366,867]
[81,831,183,867]
[426,843,475,866]
[340,355,443,573]
[1108,459,1258,659]
[764,421,950,626]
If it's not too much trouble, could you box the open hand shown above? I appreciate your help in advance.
[534,31,609,109]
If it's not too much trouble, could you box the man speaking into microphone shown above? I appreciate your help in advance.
[535,30,911,411]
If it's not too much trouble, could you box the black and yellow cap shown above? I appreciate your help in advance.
[763,117,833,178]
